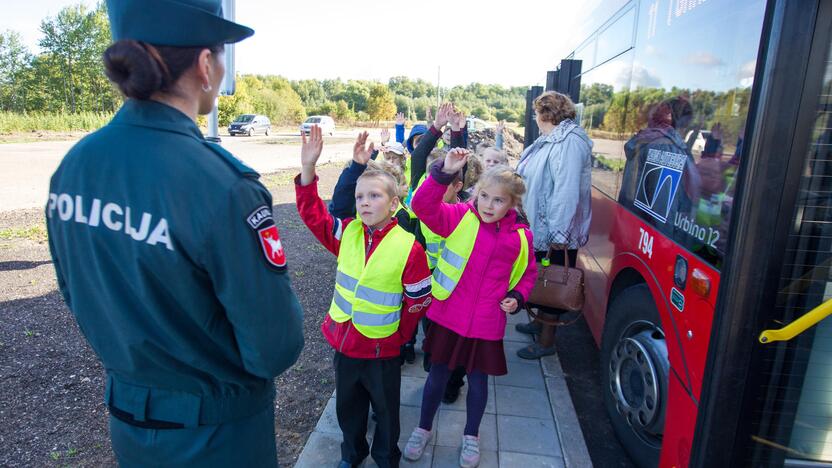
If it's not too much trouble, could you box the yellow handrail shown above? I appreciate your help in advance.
[759,299,832,344]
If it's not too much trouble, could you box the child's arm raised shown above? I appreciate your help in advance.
[410,147,472,237]
[295,125,349,256]
[395,112,406,143]
[450,108,466,149]
[328,131,375,218]
[409,102,453,191]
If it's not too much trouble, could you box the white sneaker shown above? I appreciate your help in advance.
[403,427,432,461]
[459,434,480,467]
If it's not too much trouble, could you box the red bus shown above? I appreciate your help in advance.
[526,0,832,466]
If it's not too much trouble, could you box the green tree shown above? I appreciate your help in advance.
[0,30,33,111]
[366,83,396,124]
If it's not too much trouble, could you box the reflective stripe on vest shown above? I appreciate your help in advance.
[328,220,415,339]
[431,210,530,300]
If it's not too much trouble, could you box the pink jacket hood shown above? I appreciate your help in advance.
[411,174,538,340]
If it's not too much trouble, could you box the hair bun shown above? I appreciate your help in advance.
[103,40,163,100]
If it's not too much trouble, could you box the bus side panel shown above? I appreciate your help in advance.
[578,189,620,345]
[660,373,699,468]
[608,205,696,393]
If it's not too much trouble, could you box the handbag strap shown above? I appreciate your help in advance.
[525,305,583,327]
[546,243,571,283]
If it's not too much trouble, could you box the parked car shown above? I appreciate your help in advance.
[228,114,271,136]
[300,116,335,136]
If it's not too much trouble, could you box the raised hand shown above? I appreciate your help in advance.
[442,147,470,174]
[500,297,518,314]
[300,125,324,186]
[380,128,391,144]
[301,125,324,167]
[496,120,505,135]
[353,131,375,165]
[434,102,454,131]
[450,108,466,132]
[395,112,405,126]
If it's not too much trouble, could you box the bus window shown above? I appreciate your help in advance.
[615,0,765,269]
[595,6,636,66]
[580,51,634,199]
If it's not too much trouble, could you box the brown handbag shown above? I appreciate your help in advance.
[527,244,585,314]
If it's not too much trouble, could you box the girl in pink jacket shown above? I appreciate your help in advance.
[403,148,538,467]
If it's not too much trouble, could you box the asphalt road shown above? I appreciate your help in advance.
[0,129,366,211]
[554,313,637,468]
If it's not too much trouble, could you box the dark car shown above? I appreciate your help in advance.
[228,114,271,136]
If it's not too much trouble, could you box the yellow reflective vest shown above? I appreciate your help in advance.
[431,211,529,300]
[328,220,415,338]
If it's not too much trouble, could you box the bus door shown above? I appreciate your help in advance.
[693,0,832,465]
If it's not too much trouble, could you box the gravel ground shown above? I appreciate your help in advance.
[0,163,346,467]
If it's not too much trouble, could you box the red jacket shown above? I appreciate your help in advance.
[295,175,432,359]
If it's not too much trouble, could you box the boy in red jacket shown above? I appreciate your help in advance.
[295,126,431,468]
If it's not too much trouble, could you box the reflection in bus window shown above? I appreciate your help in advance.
[579,52,634,198]
[595,6,636,66]
[610,0,765,269]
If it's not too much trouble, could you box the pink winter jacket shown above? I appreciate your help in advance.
[411,170,538,341]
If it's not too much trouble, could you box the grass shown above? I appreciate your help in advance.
[593,153,626,172]
[0,111,112,134]
[0,226,48,243]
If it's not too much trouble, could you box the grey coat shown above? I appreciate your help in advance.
[517,119,593,251]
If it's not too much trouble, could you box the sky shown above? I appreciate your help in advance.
[1,0,598,88]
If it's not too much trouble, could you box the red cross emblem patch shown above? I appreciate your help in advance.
[258,225,286,268]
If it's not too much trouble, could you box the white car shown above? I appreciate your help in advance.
[300,116,335,136]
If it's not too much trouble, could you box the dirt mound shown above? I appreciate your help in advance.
[467,127,525,160]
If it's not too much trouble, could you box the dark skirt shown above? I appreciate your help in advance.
[423,322,507,376]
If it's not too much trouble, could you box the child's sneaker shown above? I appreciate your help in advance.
[403,427,432,461]
[459,435,480,467]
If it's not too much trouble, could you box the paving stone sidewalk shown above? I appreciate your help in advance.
[294,312,592,468]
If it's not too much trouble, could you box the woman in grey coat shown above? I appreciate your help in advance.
[515,91,593,359]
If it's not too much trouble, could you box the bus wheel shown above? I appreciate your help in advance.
[600,284,668,467]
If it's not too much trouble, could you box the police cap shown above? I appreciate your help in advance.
[107,0,254,46]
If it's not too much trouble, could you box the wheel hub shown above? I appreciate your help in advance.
[609,323,668,443]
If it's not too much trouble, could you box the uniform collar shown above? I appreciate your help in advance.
[111,99,204,140]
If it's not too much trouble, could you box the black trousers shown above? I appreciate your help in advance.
[532,249,578,316]
[334,352,401,468]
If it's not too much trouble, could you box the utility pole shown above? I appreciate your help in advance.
[208,0,238,143]
[436,66,441,107]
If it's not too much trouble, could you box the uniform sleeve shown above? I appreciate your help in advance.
[411,161,470,238]
[201,177,304,379]
[397,241,431,345]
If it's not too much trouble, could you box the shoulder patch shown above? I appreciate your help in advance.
[245,204,287,271]
[203,141,259,178]
[247,205,273,230]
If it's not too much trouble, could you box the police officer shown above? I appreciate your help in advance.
[45,1,304,466]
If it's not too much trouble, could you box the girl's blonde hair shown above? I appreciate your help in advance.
[475,165,526,206]
[360,160,408,200]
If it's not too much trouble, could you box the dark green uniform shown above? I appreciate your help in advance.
[46,99,304,466]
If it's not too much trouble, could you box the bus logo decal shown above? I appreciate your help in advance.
[633,149,686,223]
